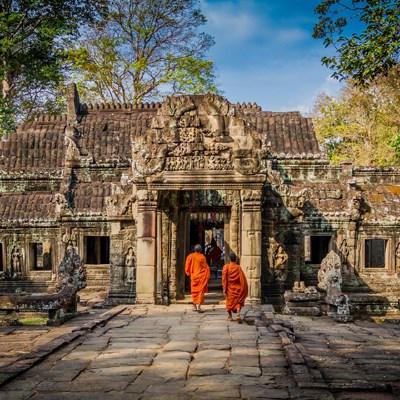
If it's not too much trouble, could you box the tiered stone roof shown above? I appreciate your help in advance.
[0,89,324,224]
[0,193,57,224]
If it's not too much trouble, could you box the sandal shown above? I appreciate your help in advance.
[197,308,204,313]
[236,315,243,324]
[227,315,233,321]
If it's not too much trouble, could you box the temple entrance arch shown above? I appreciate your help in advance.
[131,94,265,305]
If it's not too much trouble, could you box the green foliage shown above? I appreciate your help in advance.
[66,0,218,104]
[312,67,400,166]
[0,97,17,135]
[390,134,400,161]
[313,0,400,85]
[0,0,106,128]
[168,56,218,95]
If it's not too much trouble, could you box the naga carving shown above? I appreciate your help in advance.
[318,250,352,322]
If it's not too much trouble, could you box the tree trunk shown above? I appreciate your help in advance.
[2,59,12,101]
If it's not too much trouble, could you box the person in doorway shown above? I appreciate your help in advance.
[222,253,248,324]
[206,238,223,278]
[185,244,210,313]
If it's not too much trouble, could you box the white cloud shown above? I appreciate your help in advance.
[199,0,338,114]
[275,28,308,43]
[202,1,263,41]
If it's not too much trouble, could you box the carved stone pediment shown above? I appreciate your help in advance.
[132,95,263,180]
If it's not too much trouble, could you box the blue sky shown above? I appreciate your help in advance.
[200,0,342,114]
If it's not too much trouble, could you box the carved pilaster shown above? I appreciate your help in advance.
[240,188,262,303]
[136,190,158,304]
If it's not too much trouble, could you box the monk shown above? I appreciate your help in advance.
[185,244,210,312]
[222,253,248,323]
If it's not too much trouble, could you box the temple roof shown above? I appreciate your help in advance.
[0,90,324,219]
[0,95,322,175]
[0,193,57,225]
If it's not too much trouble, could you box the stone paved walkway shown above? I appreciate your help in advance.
[0,304,399,400]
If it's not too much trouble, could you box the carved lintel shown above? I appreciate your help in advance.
[132,95,263,178]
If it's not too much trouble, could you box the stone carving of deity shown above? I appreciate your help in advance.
[339,238,350,275]
[268,238,289,283]
[125,247,136,283]
[396,242,400,273]
[11,246,22,277]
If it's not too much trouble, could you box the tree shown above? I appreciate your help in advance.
[313,0,400,85]
[0,0,106,134]
[66,0,218,105]
[312,66,400,166]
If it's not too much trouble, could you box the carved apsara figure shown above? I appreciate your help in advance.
[11,246,22,277]
[339,238,350,274]
[268,237,289,283]
[396,242,400,273]
[125,247,136,283]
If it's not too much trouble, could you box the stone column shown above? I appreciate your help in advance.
[240,189,262,304]
[136,189,158,304]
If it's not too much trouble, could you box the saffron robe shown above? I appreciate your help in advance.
[185,252,210,304]
[222,262,248,311]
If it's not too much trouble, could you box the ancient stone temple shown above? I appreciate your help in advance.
[0,84,399,313]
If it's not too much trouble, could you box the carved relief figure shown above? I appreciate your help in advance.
[62,231,77,254]
[288,190,307,222]
[339,238,350,275]
[268,237,289,283]
[11,246,22,277]
[125,247,136,283]
[396,242,400,273]
[348,195,366,222]
[53,193,67,213]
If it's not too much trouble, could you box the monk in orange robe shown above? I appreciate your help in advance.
[185,244,210,312]
[222,253,248,323]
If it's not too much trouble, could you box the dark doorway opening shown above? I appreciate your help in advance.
[186,211,226,294]
[85,236,110,264]
[305,235,332,264]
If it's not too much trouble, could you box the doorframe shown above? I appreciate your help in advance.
[176,205,232,300]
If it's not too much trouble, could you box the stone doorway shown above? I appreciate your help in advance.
[188,211,225,295]
[178,208,230,298]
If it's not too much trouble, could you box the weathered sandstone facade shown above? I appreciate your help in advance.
[0,84,399,313]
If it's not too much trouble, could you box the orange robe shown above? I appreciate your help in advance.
[222,262,248,311]
[185,252,210,304]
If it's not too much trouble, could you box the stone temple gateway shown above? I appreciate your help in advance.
[1,84,400,314]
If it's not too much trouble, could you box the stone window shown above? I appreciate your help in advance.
[304,235,332,264]
[364,239,387,269]
[30,243,52,271]
[85,236,110,264]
